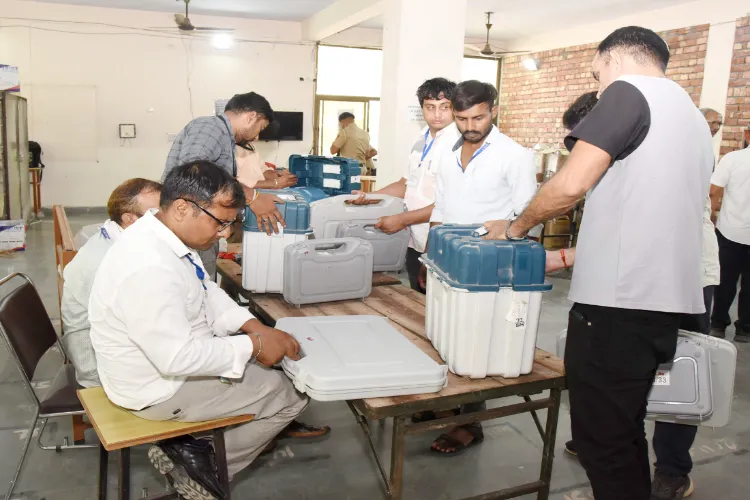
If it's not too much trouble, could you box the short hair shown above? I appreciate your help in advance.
[416,78,458,107]
[451,80,498,113]
[597,26,670,72]
[107,178,162,225]
[224,92,275,123]
[160,161,245,212]
[338,112,355,121]
[562,92,599,130]
[699,107,723,120]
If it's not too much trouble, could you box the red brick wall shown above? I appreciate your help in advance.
[721,16,750,156]
[499,25,709,147]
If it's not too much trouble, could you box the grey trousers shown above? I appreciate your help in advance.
[134,363,308,478]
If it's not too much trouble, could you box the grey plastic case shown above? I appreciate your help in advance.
[647,336,713,419]
[334,222,408,272]
[283,238,374,305]
[309,194,406,239]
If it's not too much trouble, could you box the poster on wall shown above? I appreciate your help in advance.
[407,104,426,125]
[214,98,229,116]
[0,65,20,92]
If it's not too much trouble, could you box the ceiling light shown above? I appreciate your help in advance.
[212,33,233,50]
[523,58,539,71]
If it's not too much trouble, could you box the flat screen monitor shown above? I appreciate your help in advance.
[259,111,303,141]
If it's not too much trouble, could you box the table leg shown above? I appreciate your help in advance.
[389,416,407,500]
[537,389,562,500]
[212,429,231,499]
[524,396,547,444]
[119,448,130,500]
[98,443,108,500]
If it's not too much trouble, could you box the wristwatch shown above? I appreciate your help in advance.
[505,219,527,241]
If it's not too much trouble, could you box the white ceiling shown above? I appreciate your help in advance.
[20,0,340,22]
[362,0,694,43]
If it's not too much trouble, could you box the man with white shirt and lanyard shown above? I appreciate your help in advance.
[61,178,161,388]
[89,162,308,500]
[350,77,460,292]
[422,80,537,455]
[164,92,288,279]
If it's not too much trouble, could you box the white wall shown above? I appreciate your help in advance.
[0,0,316,207]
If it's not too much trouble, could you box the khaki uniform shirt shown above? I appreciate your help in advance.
[333,123,374,171]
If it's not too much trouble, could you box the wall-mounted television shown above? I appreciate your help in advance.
[259,111,303,141]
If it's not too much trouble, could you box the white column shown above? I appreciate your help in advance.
[376,0,467,185]
[699,21,737,159]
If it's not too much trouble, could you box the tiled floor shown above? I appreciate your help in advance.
[0,216,748,499]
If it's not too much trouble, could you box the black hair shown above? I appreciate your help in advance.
[160,161,245,212]
[562,92,599,130]
[597,26,670,72]
[451,80,498,113]
[416,78,458,107]
[338,112,355,121]
[224,92,275,122]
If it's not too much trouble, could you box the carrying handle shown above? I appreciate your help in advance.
[313,242,347,252]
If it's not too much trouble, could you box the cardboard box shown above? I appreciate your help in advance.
[0,220,26,252]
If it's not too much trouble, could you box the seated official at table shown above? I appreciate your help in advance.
[61,178,162,388]
[88,162,310,500]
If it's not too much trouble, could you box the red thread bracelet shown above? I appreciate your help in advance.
[560,249,569,269]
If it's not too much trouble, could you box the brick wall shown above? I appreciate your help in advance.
[499,25,709,147]
[721,16,750,156]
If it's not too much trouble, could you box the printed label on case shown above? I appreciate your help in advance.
[505,300,528,330]
[323,178,342,188]
[654,369,671,386]
[351,175,362,183]
[323,165,341,174]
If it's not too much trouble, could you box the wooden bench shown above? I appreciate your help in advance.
[78,387,254,500]
[243,284,566,500]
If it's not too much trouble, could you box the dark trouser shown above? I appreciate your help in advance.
[406,247,426,294]
[565,303,679,500]
[651,285,713,477]
[711,229,750,331]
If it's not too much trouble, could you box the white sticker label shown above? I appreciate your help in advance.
[323,178,342,188]
[277,194,297,201]
[654,369,671,386]
[323,165,341,175]
[505,300,528,330]
[351,175,362,183]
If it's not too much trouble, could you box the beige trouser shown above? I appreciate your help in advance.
[134,363,308,477]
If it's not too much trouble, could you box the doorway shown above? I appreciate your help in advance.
[314,96,380,157]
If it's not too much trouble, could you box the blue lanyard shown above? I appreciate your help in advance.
[456,142,490,171]
[100,227,110,240]
[419,129,435,167]
[219,115,237,177]
[185,254,207,290]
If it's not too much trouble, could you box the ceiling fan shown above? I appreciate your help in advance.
[170,0,233,33]
[464,12,526,58]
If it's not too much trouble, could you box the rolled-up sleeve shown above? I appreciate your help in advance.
[119,267,254,379]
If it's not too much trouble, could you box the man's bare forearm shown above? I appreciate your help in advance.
[402,204,434,226]
[513,180,582,235]
[374,178,407,199]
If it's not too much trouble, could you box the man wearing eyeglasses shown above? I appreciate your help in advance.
[89,161,309,500]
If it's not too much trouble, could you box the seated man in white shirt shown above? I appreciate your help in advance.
[89,161,308,500]
[349,77,461,293]
[426,80,537,455]
[61,178,162,387]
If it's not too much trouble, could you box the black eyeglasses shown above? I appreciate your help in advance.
[180,199,241,232]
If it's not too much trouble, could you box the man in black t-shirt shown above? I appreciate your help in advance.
[481,27,713,500]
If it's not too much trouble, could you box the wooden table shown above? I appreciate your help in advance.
[223,259,566,500]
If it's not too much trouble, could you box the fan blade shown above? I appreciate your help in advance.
[464,43,484,52]
[194,27,234,32]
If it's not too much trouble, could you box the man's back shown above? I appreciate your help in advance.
[712,146,750,245]
[569,75,714,314]
[164,115,234,179]
[60,221,120,387]
[337,123,371,164]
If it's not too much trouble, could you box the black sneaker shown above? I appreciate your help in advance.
[651,470,694,499]
[564,440,577,456]
[148,436,226,500]
[734,322,750,343]
[710,326,726,338]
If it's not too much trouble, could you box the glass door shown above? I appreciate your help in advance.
[0,94,7,219]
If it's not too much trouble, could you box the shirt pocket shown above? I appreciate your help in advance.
[417,168,438,200]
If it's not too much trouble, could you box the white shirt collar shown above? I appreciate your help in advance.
[452,125,500,153]
[140,209,192,259]
[100,219,123,242]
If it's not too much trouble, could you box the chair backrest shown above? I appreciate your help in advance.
[0,274,59,382]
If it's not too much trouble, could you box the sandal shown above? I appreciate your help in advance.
[431,425,484,456]
[279,420,331,439]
